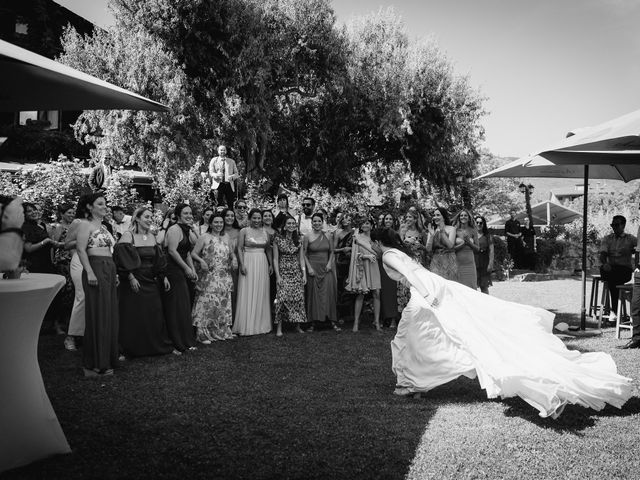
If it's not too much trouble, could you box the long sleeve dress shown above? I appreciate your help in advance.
[382,248,632,419]
[114,240,173,357]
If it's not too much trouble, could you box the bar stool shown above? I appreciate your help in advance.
[593,277,612,328]
[616,284,634,339]
[588,274,602,317]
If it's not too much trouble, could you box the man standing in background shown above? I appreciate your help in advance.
[209,145,239,208]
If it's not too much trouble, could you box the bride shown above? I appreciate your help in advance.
[370,228,632,419]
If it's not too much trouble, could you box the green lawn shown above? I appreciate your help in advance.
[5,278,639,480]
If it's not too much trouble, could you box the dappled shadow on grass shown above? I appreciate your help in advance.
[5,330,437,480]
[501,395,640,433]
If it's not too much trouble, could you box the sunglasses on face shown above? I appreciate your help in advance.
[237,206,247,210]
[302,203,313,207]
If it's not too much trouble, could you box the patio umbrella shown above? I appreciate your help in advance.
[488,200,582,227]
[0,39,168,112]
[476,110,640,331]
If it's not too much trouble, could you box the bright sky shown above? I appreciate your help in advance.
[55,0,640,159]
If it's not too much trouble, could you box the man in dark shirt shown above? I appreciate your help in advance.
[600,215,636,321]
[504,210,522,268]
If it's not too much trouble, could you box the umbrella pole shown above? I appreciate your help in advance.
[580,165,589,330]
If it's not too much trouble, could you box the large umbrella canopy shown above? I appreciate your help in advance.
[545,108,640,152]
[475,107,640,332]
[476,150,640,182]
[488,200,582,227]
[0,39,168,112]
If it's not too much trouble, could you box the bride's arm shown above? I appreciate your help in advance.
[382,250,441,308]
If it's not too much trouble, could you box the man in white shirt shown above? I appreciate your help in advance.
[208,145,239,208]
[298,197,315,236]
[111,206,132,240]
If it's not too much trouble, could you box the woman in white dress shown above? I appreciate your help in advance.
[370,228,632,419]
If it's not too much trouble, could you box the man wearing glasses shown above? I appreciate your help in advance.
[234,200,249,228]
[599,215,636,324]
[298,197,315,236]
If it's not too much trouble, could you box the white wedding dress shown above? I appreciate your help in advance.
[382,249,632,419]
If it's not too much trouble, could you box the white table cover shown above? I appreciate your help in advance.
[0,273,71,473]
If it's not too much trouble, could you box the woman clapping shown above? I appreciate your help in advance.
[273,217,307,336]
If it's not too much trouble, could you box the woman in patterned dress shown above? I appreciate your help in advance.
[397,209,428,312]
[453,209,479,289]
[51,203,76,334]
[191,211,237,343]
[426,207,458,281]
[273,216,307,336]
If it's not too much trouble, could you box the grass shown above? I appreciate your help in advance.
[5,278,640,480]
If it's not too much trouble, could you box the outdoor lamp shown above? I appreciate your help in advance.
[519,183,534,193]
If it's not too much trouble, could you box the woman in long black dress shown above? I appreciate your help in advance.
[474,215,494,294]
[163,203,197,352]
[114,207,174,358]
[520,216,537,270]
[379,213,399,328]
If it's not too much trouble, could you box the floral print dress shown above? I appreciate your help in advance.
[274,235,307,324]
[397,230,426,312]
[192,235,235,341]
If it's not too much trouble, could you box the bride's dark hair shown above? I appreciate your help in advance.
[371,228,410,254]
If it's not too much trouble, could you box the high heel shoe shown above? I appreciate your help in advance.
[374,321,382,331]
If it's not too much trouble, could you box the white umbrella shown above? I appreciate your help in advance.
[0,39,168,112]
[488,200,582,227]
[476,109,640,331]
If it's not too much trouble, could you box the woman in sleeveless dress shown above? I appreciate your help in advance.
[75,193,119,376]
[222,207,241,316]
[370,228,632,419]
[346,216,381,332]
[263,209,277,319]
[233,208,272,335]
[379,213,399,328]
[304,212,340,332]
[114,207,174,358]
[273,216,307,336]
[163,203,198,352]
[453,209,479,289]
[191,211,237,342]
[334,212,354,321]
[426,207,458,281]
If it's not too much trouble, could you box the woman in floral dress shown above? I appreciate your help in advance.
[191,211,237,343]
[397,209,428,312]
[273,216,307,336]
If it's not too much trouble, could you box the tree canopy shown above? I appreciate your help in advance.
[59,0,486,197]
